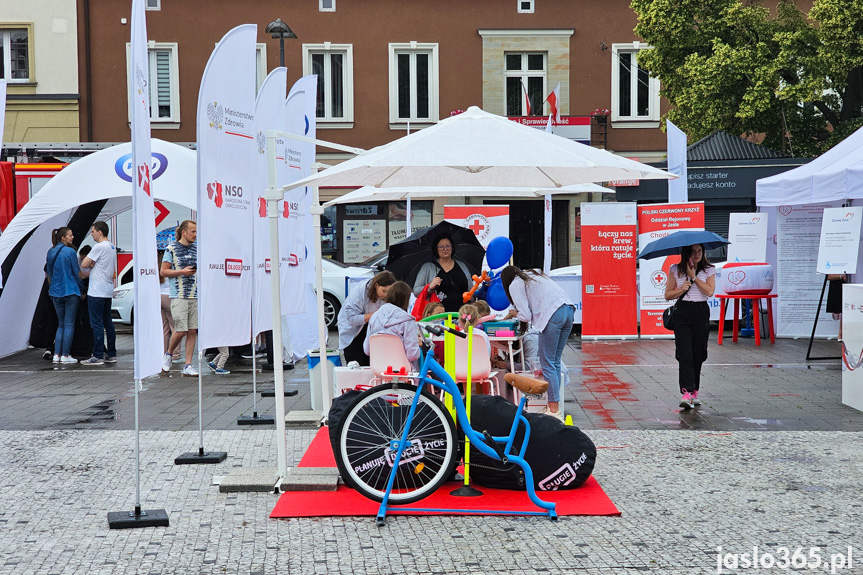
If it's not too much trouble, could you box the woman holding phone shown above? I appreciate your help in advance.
[664,244,715,409]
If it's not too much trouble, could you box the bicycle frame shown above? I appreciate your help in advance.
[375,344,558,524]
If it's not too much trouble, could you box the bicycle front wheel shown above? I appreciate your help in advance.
[336,383,457,504]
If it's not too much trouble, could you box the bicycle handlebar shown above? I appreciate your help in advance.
[422,323,467,338]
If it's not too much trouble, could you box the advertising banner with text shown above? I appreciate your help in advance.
[776,202,841,337]
[444,205,510,270]
[727,212,768,263]
[816,206,862,275]
[842,284,863,412]
[580,202,638,338]
[637,202,704,337]
[196,24,257,348]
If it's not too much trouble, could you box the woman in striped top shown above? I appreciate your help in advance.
[664,244,715,410]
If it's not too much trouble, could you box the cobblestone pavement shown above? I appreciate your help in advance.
[1,330,861,574]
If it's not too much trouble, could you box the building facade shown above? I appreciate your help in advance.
[2,0,79,143]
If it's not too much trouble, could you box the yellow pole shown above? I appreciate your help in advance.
[443,317,456,422]
[463,324,474,486]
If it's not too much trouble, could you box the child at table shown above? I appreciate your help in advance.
[474,299,496,329]
[423,301,446,321]
[363,281,421,368]
[458,303,491,354]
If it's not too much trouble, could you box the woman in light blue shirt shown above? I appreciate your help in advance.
[501,265,574,421]
[46,227,81,364]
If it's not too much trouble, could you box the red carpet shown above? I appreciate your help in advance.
[271,428,621,518]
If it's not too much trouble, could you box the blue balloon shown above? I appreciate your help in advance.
[486,237,514,270]
[486,278,510,311]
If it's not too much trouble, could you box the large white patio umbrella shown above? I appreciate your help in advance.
[273,106,674,418]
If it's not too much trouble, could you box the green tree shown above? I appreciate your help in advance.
[630,0,863,157]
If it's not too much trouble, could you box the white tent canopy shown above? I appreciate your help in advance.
[322,183,611,207]
[0,139,196,358]
[288,106,674,192]
[756,126,863,206]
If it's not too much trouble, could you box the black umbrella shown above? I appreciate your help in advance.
[386,221,485,286]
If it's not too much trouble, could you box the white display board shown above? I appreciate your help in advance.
[727,212,768,263]
[776,202,841,337]
[343,219,386,263]
[842,284,863,412]
[816,207,862,275]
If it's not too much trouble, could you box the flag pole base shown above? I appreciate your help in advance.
[174,450,227,465]
[450,485,484,497]
[107,508,169,529]
[237,413,275,425]
[261,389,298,398]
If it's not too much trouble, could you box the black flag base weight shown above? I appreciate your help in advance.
[261,389,298,398]
[108,507,169,529]
[174,448,227,465]
[450,485,484,497]
[237,413,275,425]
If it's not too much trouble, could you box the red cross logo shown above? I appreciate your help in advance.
[653,273,664,284]
[138,164,151,196]
[468,219,485,235]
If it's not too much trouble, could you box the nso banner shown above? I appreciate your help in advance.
[444,205,510,270]
[130,0,162,379]
[580,202,638,339]
[196,24,257,347]
[727,212,768,263]
[637,202,704,338]
[252,67,287,335]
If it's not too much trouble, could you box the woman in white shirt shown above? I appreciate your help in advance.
[501,266,574,421]
[664,244,715,410]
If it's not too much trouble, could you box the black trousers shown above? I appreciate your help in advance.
[673,300,710,394]
[342,323,370,366]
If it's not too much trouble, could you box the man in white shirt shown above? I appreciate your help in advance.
[80,220,117,366]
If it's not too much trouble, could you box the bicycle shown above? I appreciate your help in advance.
[333,323,558,525]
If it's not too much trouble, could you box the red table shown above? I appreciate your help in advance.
[717,294,777,346]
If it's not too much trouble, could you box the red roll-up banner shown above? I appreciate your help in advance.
[637,202,704,338]
[581,202,638,338]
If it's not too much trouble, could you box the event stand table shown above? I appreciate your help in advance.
[717,294,777,346]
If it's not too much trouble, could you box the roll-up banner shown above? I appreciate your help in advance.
[252,67,287,335]
[580,202,638,339]
[196,24,257,348]
[842,284,863,412]
[637,202,704,338]
[776,202,841,337]
[130,0,162,379]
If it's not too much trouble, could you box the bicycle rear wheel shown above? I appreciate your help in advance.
[335,383,457,504]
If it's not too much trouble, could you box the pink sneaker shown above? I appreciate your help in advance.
[691,390,702,407]
[679,390,694,409]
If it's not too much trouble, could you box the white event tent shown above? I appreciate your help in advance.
[0,139,196,358]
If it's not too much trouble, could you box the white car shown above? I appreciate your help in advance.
[111,257,373,329]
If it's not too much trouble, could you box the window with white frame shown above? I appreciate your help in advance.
[145,0,160,10]
[518,0,535,13]
[126,42,180,124]
[611,43,660,123]
[0,28,30,82]
[303,43,353,124]
[504,52,545,116]
[388,43,439,125]
[319,0,335,11]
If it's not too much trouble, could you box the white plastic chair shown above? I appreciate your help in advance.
[368,333,413,385]
[454,332,499,395]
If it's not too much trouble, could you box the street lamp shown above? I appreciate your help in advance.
[265,18,297,68]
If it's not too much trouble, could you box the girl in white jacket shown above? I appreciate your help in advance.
[363,281,421,368]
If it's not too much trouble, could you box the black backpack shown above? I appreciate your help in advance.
[464,395,596,491]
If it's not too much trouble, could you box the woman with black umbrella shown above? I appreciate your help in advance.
[412,234,474,313]
[664,243,715,410]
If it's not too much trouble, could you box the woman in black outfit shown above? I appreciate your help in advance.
[664,244,716,410]
[412,234,474,313]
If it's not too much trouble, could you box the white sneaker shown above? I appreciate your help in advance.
[539,406,565,422]
[182,364,199,377]
[162,353,172,372]
[52,354,60,364]
[60,356,78,364]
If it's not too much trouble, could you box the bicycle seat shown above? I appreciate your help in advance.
[504,373,548,395]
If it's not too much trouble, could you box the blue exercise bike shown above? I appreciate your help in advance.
[333,323,557,525]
